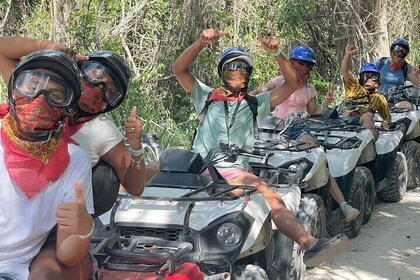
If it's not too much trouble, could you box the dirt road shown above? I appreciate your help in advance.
[306,187,420,280]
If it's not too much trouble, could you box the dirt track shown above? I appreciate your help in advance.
[306,187,420,280]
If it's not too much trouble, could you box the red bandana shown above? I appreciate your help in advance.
[0,102,70,199]
[209,88,246,102]
[389,59,405,71]
[78,83,106,114]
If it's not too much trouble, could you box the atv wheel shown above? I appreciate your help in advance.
[401,141,420,190]
[359,167,375,224]
[377,152,408,202]
[271,230,305,280]
[233,265,269,280]
[328,167,365,238]
[298,194,327,239]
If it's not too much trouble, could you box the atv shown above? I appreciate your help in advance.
[92,148,298,279]
[309,114,408,238]
[384,85,420,189]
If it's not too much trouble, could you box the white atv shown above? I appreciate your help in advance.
[92,148,304,279]
[385,85,420,189]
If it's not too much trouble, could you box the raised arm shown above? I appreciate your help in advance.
[172,29,227,93]
[256,33,301,108]
[341,42,358,83]
[407,66,420,87]
[0,36,83,84]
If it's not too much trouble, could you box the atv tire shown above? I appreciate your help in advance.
[328,167,365,238]
[298,194,327,239]
[377,152,408,202]
[401,141,420,190]
[359,167,375,224]
[271,230,305,280]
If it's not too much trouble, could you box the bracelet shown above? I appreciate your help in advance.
[38,39,45,50]
[130,156,144,170]
[271,47,282,57]
[76,221,95,240]
[129,146,145,157]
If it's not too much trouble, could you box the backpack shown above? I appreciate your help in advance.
[378,57,408,82]
[193,90,259,146]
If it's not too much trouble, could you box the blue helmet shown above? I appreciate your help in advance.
[289,46,316,64]
[359,63,380,75]
[390,38,410,53]
[217,47,253,77]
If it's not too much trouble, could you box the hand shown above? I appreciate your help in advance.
[381,121,390,130]
[257,32,279,53]
[200,28,227,45]
[42,40,88,62]
[323,84,336,107]
[124,106,143,150]
[56,180,93,236]
[345,42,358,56]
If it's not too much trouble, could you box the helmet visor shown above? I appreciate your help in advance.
[392,45,409,57]
[360,72,380,83]
[80,61,124,107]
[14,70,74,108]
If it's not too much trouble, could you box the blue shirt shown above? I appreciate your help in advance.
[374,57,412,93]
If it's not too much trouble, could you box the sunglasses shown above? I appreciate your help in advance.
[14,70,74,108]
[392,45,408,57]
[222,61,251,73]
[294,59,315,68]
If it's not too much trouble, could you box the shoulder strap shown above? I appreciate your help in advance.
[197,90,214,126]
[378,57,387,70]
[402,62,408,82]
[244,95,259,140]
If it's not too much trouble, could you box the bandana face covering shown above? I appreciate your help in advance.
[1,95,70,199]
[12,90,65,136]
[222,70,250,94]
[78,81,107,115]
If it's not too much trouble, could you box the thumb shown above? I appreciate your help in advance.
[130,106,137,117]
[74,180,85,204]
[218,31,228,38]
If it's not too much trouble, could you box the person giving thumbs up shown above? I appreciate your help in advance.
[55,180,94,267]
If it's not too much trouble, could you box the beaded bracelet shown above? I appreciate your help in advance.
[129,146,145,157]
[76,221,95,240]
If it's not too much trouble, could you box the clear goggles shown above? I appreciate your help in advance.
[14,70,74,108]
[361,72,380,82]
[79,61,124,107]
[392,45,408,57]
[222,61,251,73]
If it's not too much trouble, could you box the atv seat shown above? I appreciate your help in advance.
[146,149,213,189]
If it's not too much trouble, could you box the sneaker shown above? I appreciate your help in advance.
[340,202,360,222]
[303,233,349,267]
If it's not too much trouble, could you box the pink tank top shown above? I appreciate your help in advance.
[270,76,317,118]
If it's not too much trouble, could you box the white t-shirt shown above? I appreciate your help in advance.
[71,114,123,166]
[0,134,94,280]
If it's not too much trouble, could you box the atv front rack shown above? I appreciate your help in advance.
[92,233,193,276]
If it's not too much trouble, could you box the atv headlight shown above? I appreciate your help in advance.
[216,223,242,247]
